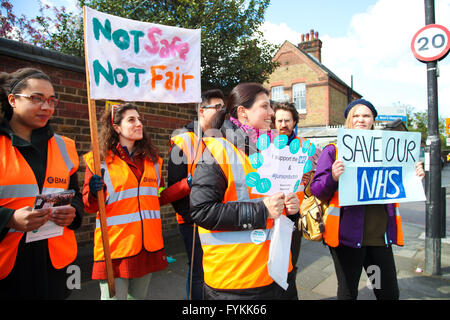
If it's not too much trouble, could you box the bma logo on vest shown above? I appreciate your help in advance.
[143,177,157,183]
[47,176,67,184]
[357,166,406,201]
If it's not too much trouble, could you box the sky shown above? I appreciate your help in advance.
[262,0,450,119]
[7,0,450,118]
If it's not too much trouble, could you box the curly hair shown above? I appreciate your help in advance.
[272,101,299,126]
[98,103,159,163]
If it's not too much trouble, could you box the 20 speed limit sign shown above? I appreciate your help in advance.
[411,24,450,62]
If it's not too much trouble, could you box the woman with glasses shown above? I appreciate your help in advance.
[0,68,83,299]
[82,103,169,300]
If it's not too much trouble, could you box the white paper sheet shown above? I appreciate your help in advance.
[25,219,63,243]
[267,215,294,290]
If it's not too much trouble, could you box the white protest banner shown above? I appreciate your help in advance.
[84,6,201,103]
[337,128,426,206]
[247,134,318,195]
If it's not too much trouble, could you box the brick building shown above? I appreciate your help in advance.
[0,38,196,248]
[265,29,362,127]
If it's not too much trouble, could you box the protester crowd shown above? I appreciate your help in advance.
[0,67,425,300]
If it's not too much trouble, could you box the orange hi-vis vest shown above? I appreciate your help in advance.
[170,131,202,224]
[322,191,341,247]
[321,143,341,247]
[322,144,404,248]
[84,151,164,261]
[392,203,404,246]
[198,137,293,290]
[0,134,79,280]
[323,194,404,247]
[292,136,307,206]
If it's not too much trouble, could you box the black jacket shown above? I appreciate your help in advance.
[0,119,83,299]
[189,120,269,231]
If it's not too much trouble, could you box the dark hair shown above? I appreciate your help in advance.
[201,89,225,106]
[98,103,159,163]
[211,82,269,129]
[273,102,299,126]
[0,68,52,120]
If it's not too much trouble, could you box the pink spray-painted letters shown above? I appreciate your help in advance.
[144,27,190,60]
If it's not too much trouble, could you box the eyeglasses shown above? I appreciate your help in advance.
[14,94,59,108]
[201,103,225,111]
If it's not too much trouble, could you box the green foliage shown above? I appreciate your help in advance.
[1,0,84,56]
[80,0,279,92]
[36,4,85,57]
[407,107,447,149]
[2,0,279,93]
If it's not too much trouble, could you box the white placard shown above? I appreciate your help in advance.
[246,134,317,196]
[337,128,426,206]
[84,6,201,103]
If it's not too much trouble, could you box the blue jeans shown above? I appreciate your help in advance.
[179,223,204,300]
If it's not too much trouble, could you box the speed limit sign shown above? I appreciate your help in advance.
[411,24,450,62]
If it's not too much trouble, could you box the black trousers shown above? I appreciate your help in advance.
[328,245,399,300]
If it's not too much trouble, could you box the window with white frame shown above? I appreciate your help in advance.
[292,83,306,113]
[271,86,284,102]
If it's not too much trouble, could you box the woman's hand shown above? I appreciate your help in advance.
[88,173,105,198]
[6,206,51,232]
[50,205,76,227]
[284,192,299,215]
[416,162,425,180]
[332,159,345,182]
[263,192,285,219]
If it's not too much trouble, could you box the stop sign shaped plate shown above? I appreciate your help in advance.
[411,24,450,62]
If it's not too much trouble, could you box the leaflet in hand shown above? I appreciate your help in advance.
[25,190,75,243]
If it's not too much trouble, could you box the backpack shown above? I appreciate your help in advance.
[298,143,336,241]
[299,172,328,241]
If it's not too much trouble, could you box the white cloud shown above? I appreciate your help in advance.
[260,21,301,45]
[262,0,450,117]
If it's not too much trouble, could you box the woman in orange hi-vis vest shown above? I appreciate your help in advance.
[310,99,425,300]
[0,68,83,299]
[190,83,300,300]
[83,103,176,300]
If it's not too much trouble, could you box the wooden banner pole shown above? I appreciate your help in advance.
[82,6,116,298]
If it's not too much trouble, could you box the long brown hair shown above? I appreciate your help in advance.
[98,103,159,163]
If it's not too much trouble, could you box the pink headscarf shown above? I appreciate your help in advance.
[229,116,277,144]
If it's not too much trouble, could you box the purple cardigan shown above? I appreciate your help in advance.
[310,145,400,248]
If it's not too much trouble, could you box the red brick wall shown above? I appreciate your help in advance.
[0,47,196,247]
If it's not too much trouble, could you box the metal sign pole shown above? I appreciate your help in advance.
[424,0,442,276]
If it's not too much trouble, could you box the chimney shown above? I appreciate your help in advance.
[298,28,322,62]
